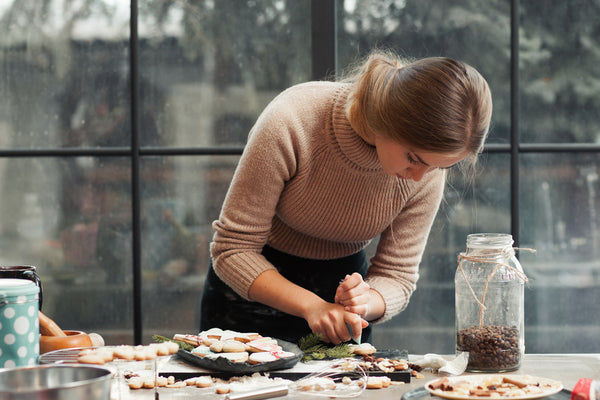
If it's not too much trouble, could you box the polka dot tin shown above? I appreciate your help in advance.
[0,278,40,368]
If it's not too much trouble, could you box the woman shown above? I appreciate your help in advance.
[201,49,492,345]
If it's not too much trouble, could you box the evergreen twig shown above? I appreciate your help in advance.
[297,333,354,362]
[152,334,195,352]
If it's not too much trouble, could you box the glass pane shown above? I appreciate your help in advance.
[140,156,239,343]
[520,1,600,143]
[520,153,600,352]
[0,1,130,149]
[137,0,312,147]
[374,153,511,353]
[0,157,133,344]
[338,0,511,144]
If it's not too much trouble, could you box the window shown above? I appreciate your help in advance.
[1,0,598,353]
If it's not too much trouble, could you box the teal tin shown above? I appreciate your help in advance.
[0,278,40,367]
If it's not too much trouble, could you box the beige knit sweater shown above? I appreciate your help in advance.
[210,81,446,324]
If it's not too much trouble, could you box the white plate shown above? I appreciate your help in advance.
[425,374,564,400]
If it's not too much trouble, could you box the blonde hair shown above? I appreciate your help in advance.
[345,50,492,165]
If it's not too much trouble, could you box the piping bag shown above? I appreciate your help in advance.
[338,278,361,344]
[345,322,361,344]
[411,352,469,375]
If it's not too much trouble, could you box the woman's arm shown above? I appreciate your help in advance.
[249,269,368,344]
[365,169,446,324]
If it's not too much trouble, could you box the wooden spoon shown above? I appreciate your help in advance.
[38,310,67,337]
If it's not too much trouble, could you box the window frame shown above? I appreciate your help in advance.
[1,0,598,344]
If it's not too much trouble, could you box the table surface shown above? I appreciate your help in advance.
[110,353,600,400]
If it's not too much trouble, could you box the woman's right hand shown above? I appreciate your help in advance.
[304,301,368,344]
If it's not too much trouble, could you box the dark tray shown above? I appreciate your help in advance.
[175,339,302,373]
[160,368,412,383]
[361,349,412,382]
[165,348,412,383]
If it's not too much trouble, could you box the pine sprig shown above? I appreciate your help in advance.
[152,334,195,352]
[297,333,354,362]
[298,332,323,350]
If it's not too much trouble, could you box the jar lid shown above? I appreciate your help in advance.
[0,278,39,297]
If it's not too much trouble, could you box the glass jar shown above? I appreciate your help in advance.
[455,233,526,372]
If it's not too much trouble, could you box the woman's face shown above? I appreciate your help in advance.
[374,134,468,182]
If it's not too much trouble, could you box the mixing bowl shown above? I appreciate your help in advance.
[0,364,112,400]
[39,330,93,354]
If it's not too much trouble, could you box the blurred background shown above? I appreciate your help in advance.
[0,0,598,353]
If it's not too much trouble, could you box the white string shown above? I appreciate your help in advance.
[457,246,534,326]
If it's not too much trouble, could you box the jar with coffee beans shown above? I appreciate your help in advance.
[455,233,528,372]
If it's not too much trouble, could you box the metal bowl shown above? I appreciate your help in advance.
[0,364,112,400]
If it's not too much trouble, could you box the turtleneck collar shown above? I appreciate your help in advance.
[329,84,383,173]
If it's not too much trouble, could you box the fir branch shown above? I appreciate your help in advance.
[297,333,354,362]
[298,332,324,351]
[326,343,354,358]
[152,334,195,352]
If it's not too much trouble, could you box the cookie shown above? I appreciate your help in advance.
[349,343,377,355]
[249,352,277,364]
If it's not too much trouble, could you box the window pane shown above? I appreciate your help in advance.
[374,153,511,353]
[137,0,312,147]
[1,0,597,356]
[520,153,600,352]
[338,0,511,144]
[0,157,133,343]
[0,1,130,149]
[140,156,238,343]
[520,1,600,143]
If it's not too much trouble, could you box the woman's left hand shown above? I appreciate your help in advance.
[334,272,371,318]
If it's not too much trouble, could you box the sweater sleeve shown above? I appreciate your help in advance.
[209,94,304,300]
[365,168,446,324]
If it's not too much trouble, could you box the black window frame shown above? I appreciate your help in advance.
[1,0,599,344]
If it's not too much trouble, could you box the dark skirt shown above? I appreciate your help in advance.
[200,245,372,344]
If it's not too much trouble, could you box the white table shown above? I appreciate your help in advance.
[112,354,600,399]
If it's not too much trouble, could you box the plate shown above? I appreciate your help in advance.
[176,339,302,373]
[425,374,564,400]
[403,387,570,400]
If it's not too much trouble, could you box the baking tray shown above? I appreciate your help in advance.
[362,349,412,382]
[402,386,572,400]
[164,348,412,383]
[160,368,412,383]
[175,339,302,373]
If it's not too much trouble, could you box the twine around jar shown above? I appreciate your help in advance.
[457,245,533,326]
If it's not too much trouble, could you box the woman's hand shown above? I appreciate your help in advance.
[304,301,368,344]
[248,269,374,344]
[335,272,386,322]
[335,272,371,317]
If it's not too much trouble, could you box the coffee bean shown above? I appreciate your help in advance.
[457,325,521,371]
